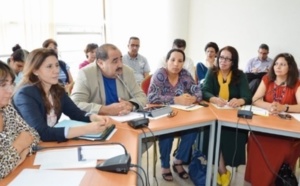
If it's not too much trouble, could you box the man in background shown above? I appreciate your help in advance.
[244,43,273,95]
[123,37,150,85]
[158,38,195,79]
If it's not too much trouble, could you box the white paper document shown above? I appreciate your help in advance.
[8,169,85,186]
[240,105,269,116]
[146,113,169,120]
[34,148,79,165]
[39,160,96,170]
[80,145,124,160]
[110,112,144,122]
[289,113,300,122]
[171,104,203,111]
[34,145,125,169]
[211,103,236,109]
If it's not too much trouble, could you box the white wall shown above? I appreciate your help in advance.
[189,0,300,69]
[2,0,300,73]
[105,0,190,72]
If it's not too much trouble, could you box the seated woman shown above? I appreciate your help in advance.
[42,39,74,94]
[79,43,98,69]
[195,42,219,84]
[13,48,111,142]
[202,46,252,186]
[0,62,39,179]
[147,49,202,181]
[9,44,29,85]
[245,53,300,185]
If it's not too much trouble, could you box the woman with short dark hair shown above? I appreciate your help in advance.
[0,61,39,179]
[79,43,98,69]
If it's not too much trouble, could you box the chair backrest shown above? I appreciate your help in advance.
[196,62,208,83]
[141,74,152,95]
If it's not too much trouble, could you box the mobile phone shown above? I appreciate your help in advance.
[199,102,209,107]
[278,113,292,120]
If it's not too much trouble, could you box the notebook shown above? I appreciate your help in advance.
[55,120,116,141]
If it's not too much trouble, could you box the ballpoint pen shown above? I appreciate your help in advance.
[186,104,196,109]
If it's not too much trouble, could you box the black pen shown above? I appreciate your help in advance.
[186,104,196,109]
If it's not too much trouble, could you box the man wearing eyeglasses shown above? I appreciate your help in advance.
[122,37,150,85]
[158,39,195,80]
[244,43,273,95]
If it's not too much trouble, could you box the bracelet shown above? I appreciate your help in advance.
[285,104,289,112]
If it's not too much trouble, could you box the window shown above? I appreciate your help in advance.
[0,0,105,78]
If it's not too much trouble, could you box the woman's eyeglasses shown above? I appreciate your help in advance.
[219,56,232,62]
[0,82,15,91]
[278,113,292,120]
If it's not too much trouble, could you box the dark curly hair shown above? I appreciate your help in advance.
[268,53,299,88]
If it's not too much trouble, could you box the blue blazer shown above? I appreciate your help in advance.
[13,85,90,142]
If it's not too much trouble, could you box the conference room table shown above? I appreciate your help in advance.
[210,104,300,186]
[0,126,140,186]
[117,106,217,186]
[2,106,217,186]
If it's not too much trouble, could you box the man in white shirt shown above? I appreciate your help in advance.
[122,37,150,85]
[244,44,273,73]
[158,39,195,79]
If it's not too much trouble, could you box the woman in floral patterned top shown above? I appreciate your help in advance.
[148,49,201,182]
[0,61,40,179]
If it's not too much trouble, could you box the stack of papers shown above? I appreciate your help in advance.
[288,113,300,121]
[170,104,203,111]
[110,112,144,122]
[211,103,236,109]
[240,105,269,116]
[8,169,85,186]
[34,145,124,170]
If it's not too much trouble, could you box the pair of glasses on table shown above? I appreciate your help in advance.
[278,113,292,120]
[167,110,178,118]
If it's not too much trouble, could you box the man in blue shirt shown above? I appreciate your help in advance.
[71,43,147,116]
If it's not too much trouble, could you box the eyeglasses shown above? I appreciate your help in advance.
[130,44,140,48]
[278,113,292,120]
[167,110,178,118]
[219,56,232,62]
[0,82,15,91]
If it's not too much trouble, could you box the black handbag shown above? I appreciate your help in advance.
[275,163,298,186]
